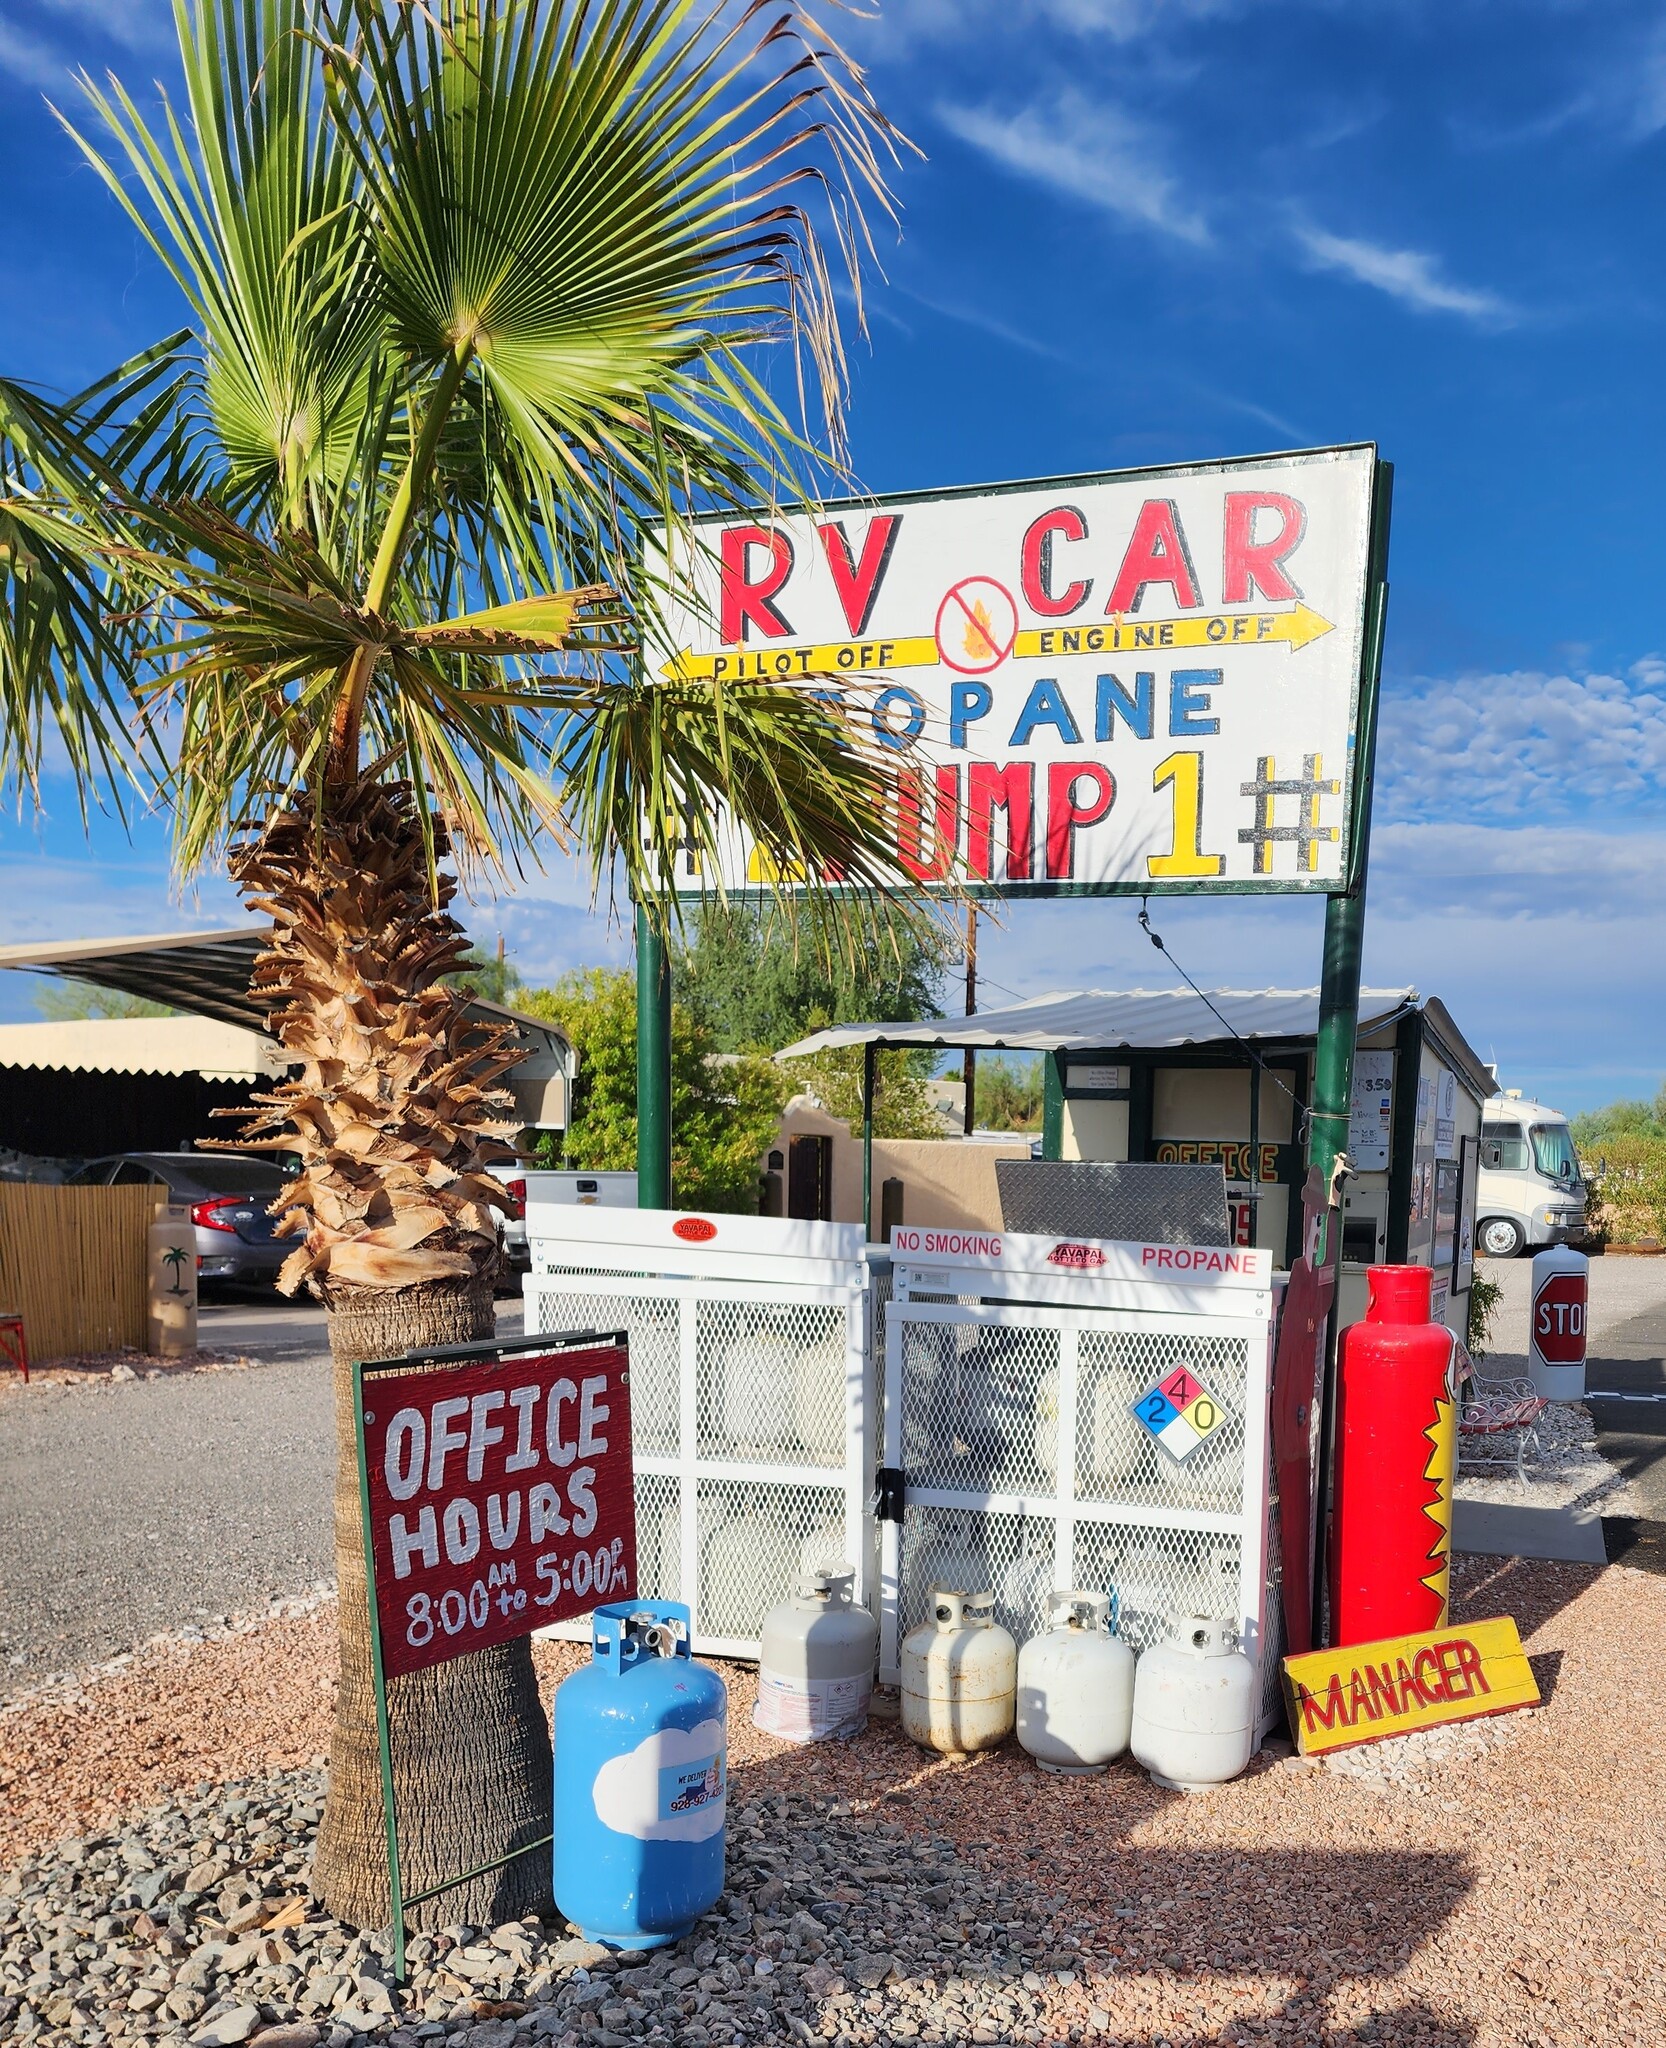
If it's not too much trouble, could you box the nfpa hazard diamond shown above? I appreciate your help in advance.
[1131,1361,1229,1464]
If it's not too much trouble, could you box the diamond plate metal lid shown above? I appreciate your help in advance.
[995,1160,1231,1246]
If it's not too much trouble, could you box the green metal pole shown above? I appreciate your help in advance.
[353,1361,407,1985]
[1306,460,1394,1241]
[862,1041,876,1242]
[635,902,672,1210]
[1042,1053,1064,1161]
[1309,459,1393,1650]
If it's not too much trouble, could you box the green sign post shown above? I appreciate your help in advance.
[350,1327,633,1983]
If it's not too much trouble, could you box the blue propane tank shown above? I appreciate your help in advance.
[553,1600,727,1949]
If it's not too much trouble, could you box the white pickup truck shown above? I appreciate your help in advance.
[1475,1091,1587,1258]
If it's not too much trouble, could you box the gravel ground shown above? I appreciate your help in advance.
[0,1302,527,1698]
[1471,1249,1666,1353]
[0,1365,335,1696]
[1453,1400,1620,1510]
[4,1552,1664,2048]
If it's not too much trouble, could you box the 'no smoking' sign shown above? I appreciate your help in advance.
[934,577,1017,674]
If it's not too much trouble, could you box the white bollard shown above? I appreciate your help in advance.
[1528,1246,1587,1400]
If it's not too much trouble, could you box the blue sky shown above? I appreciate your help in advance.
[0,0,1663,1111]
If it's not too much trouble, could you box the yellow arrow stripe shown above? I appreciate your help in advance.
[663,635,939,683]
[1016,603,1333,659]
[661,603,1333,683]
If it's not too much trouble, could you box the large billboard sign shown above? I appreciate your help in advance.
[652,445,1380,897]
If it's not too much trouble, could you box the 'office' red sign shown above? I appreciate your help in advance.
[360,1342,635,1679]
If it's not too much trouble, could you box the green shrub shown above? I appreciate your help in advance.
[1579,1132,1666,1245]
[1467,1268,1504,1361]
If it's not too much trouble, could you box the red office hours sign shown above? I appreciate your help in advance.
[1532,1274,1587,1365]
[361,1344,636,1680]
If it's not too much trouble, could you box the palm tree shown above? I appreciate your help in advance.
[0,0,916,1929]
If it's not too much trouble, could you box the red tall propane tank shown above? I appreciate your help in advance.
[1331,1266,1457,1648]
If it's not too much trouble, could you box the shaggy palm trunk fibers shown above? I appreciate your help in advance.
[315,1281,553,1932]
[229,775,551,1929]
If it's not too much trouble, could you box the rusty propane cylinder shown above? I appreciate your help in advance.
[1331,1265,1457,1647]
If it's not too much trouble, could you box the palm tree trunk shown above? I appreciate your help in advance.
[227,773,549,1932]
[313,1278,554,1932]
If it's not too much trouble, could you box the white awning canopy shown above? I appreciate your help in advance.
[0,1016,288,1082]
[777,986,1421,1059]
[0,927,576,1092]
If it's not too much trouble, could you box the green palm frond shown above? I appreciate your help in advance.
[0,0,928,933]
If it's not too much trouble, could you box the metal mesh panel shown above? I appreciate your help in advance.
[533,1288,681,1457]
[1075,1326,1251,1514]
[899,1503,1060,1646]
[1259,1488,1286,1726]
[1071,1520,1243,1656]
[899,1317,1063,1495]
[633,1470,683,1603]
[696,1478,849,1639]
[996,1159,1231,1244]
[694,1298,847,1467]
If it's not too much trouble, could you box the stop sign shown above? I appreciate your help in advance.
[1533,1273,1587,1363]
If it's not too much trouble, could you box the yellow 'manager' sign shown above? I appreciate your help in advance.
[1282,1615,1540,1755]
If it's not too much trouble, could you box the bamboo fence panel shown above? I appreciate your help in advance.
[0,1183,158,1362]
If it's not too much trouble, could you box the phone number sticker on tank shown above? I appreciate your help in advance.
[590,1718,729,1842]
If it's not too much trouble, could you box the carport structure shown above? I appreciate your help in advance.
[0,928,575,1153]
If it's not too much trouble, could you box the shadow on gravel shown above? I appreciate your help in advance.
[1527,1646,1565,1704]
[723,1701,1480,2048]
[1603,1515,1666,1574]
[1451,1549,1602,1640]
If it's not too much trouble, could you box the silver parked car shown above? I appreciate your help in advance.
[70,1150,291,1289]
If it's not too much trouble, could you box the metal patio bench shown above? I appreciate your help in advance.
[1458,1367,1548,1491]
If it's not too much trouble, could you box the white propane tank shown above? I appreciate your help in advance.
[1130,1617,1256,1791]
[900,1587,1017,1756]
[629,1306,681,1457]
[699,1514,777,1637]
[1033,1365,1061,1483]
[753,1568,878,1743]
[1016,1591,1136,1774]
[792,1325,847,1462]
[998,1533,1054,1637]
[720,1327,796,1453]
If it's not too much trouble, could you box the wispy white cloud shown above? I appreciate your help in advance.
[892,283,1074,362]
[875,0,1240,49]
[1616,16,1666,139]
[1378,662,1666,822]
[1367,819,1666,923]
[35,0,174,51]
[935,93,1210,248]
[0,21,69,90]
[1291,221,1515,324]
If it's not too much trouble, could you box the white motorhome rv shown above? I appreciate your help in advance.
[1475,1092,1586,1258]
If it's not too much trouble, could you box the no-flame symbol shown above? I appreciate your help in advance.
[935,577,1017,675]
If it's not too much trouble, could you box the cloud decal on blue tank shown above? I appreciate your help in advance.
[590,1717,728,1842]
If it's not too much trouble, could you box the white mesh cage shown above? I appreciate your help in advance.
[524,1245,870,1660]
[881,1265,1280,1735]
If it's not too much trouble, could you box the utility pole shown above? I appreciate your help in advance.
[962,905,978,1136]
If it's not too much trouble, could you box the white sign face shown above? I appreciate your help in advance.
[1434,1068,1458,1160]
[651,447,1378,897]
[886,1225,1272,1287]
[1068,1063,1130,1093]
[1348,1049,1396,1172]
